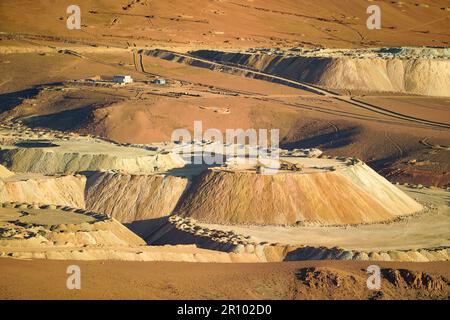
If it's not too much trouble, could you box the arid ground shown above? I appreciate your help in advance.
[1,258,449,300]
[0,0,449,300]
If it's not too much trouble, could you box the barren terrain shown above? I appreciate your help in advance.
[0,0,449,300]
[0,258,448,300]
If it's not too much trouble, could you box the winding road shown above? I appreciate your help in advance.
[143,49,450,130]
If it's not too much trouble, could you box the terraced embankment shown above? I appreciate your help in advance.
[0,174,86,208]
[175,162,422,226]
[190,49,450,97]
[0,202,259,262]
[85,172,188,223]
[0,125,189,219]
[143,49,450,129]
[0,156,189,223]
[0,140,184,175]
[140,214,449,262]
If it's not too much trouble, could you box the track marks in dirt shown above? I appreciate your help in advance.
[420,138,450,151]
[385,131,404,160]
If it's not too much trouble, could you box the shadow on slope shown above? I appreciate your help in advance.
[126,216,169,242]
[22,106,94,131]
[0,87,41,113]
[281,126,360,150]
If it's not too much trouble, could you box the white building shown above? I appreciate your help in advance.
[153,78,166,85]
[113,75,133,84]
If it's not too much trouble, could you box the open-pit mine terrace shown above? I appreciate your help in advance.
[0,123,447,264]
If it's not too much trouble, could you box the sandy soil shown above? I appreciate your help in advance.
[0,258,448,299]
[1,0,449,49]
